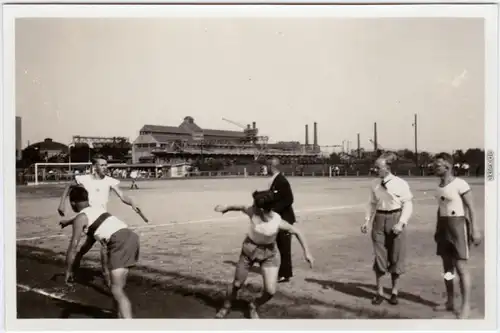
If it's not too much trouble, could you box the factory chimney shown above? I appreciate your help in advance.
[305,124,309,146]
[313,122,318,149]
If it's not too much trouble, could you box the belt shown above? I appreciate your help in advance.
[376,208,402,214]
[245,236,275,249]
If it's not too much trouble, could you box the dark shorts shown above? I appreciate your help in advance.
[107,229,140,270]
[371,209,406,275]
[435,216,470,260]
[234,237,280,282]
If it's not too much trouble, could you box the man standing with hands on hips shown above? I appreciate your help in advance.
[361,152,413,305]
[268,157,296,283]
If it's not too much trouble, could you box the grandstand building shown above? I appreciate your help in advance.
[25,138,69,160]
[132,116,319,164]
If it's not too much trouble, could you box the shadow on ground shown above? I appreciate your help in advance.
[305,278,438,307]
[17,244,409,319]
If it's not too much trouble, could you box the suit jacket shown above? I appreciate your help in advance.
[270,173,296,224]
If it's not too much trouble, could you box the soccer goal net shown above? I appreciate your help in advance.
[29,162,92,186]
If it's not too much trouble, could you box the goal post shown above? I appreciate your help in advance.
[33,162,92,186]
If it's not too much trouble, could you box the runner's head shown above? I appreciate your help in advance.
[374,152,397,178]
[267,157,280,175]
[434,152,453,177]
[92,156,108,178]
[69,185,90,212]
[252,190,276,216]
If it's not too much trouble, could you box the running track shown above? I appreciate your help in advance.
[16,246,244,319]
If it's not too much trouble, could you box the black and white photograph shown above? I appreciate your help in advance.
[1,2,498,332]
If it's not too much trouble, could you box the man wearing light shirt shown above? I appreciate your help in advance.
[361,152,413,306]
[58,157,143,286]
[432,152,480,319]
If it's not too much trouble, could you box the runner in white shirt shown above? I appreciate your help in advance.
[58,157,145,285]
[61,186,139,318]
[433,152,481,319]
[213,190,313,319]
[130,170,139,190]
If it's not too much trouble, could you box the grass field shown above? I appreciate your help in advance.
[16,176,485,319]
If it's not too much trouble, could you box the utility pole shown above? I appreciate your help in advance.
[357,133,361,158]
[413,114,418,167]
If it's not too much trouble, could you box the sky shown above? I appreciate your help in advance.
[15,17,485,154]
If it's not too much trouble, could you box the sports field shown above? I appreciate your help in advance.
[16,176,485,319]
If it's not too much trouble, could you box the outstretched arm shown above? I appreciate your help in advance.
[215,205,253,216]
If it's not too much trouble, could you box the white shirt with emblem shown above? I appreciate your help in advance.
[80,205,127,244]
[435,177,471,217]
[248,211,282,245]
[75,174,120,210]
[369,174,413,211]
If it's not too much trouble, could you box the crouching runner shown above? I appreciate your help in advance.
[213,189,314,319]
[62,185,140,319]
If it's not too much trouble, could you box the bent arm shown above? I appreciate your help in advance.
[58,179,78,211]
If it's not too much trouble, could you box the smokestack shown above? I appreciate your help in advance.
[357,133,361,158]
[252,121,256,129]
[305,124,309,146]
[313,122,318,148]
[374,122,378,152]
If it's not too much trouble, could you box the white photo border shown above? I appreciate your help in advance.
[2,1,498,332]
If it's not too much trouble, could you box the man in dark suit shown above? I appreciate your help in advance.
[268,157,296,283]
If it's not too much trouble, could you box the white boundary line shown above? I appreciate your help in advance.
[17,198,433,242]
[16,283,114,315]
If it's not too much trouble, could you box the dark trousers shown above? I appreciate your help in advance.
[276,230,293,278]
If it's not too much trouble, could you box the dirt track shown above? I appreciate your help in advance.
[18,245,393,319]
[15,177,486,320]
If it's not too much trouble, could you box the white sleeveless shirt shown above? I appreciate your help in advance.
[247,211,282,245]
[75,174,120,210]
[80,206,127,244]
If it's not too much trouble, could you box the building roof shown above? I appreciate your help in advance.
[133,134,158,145]
[139,116,245,139]
[28,138,68,152]
[140,125,189,135]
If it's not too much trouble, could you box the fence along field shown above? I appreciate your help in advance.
[16,177,485,319]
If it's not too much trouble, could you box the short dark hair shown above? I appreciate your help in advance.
[434,152,454,165]
[69,185,89,203]
[252,190,276,212]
